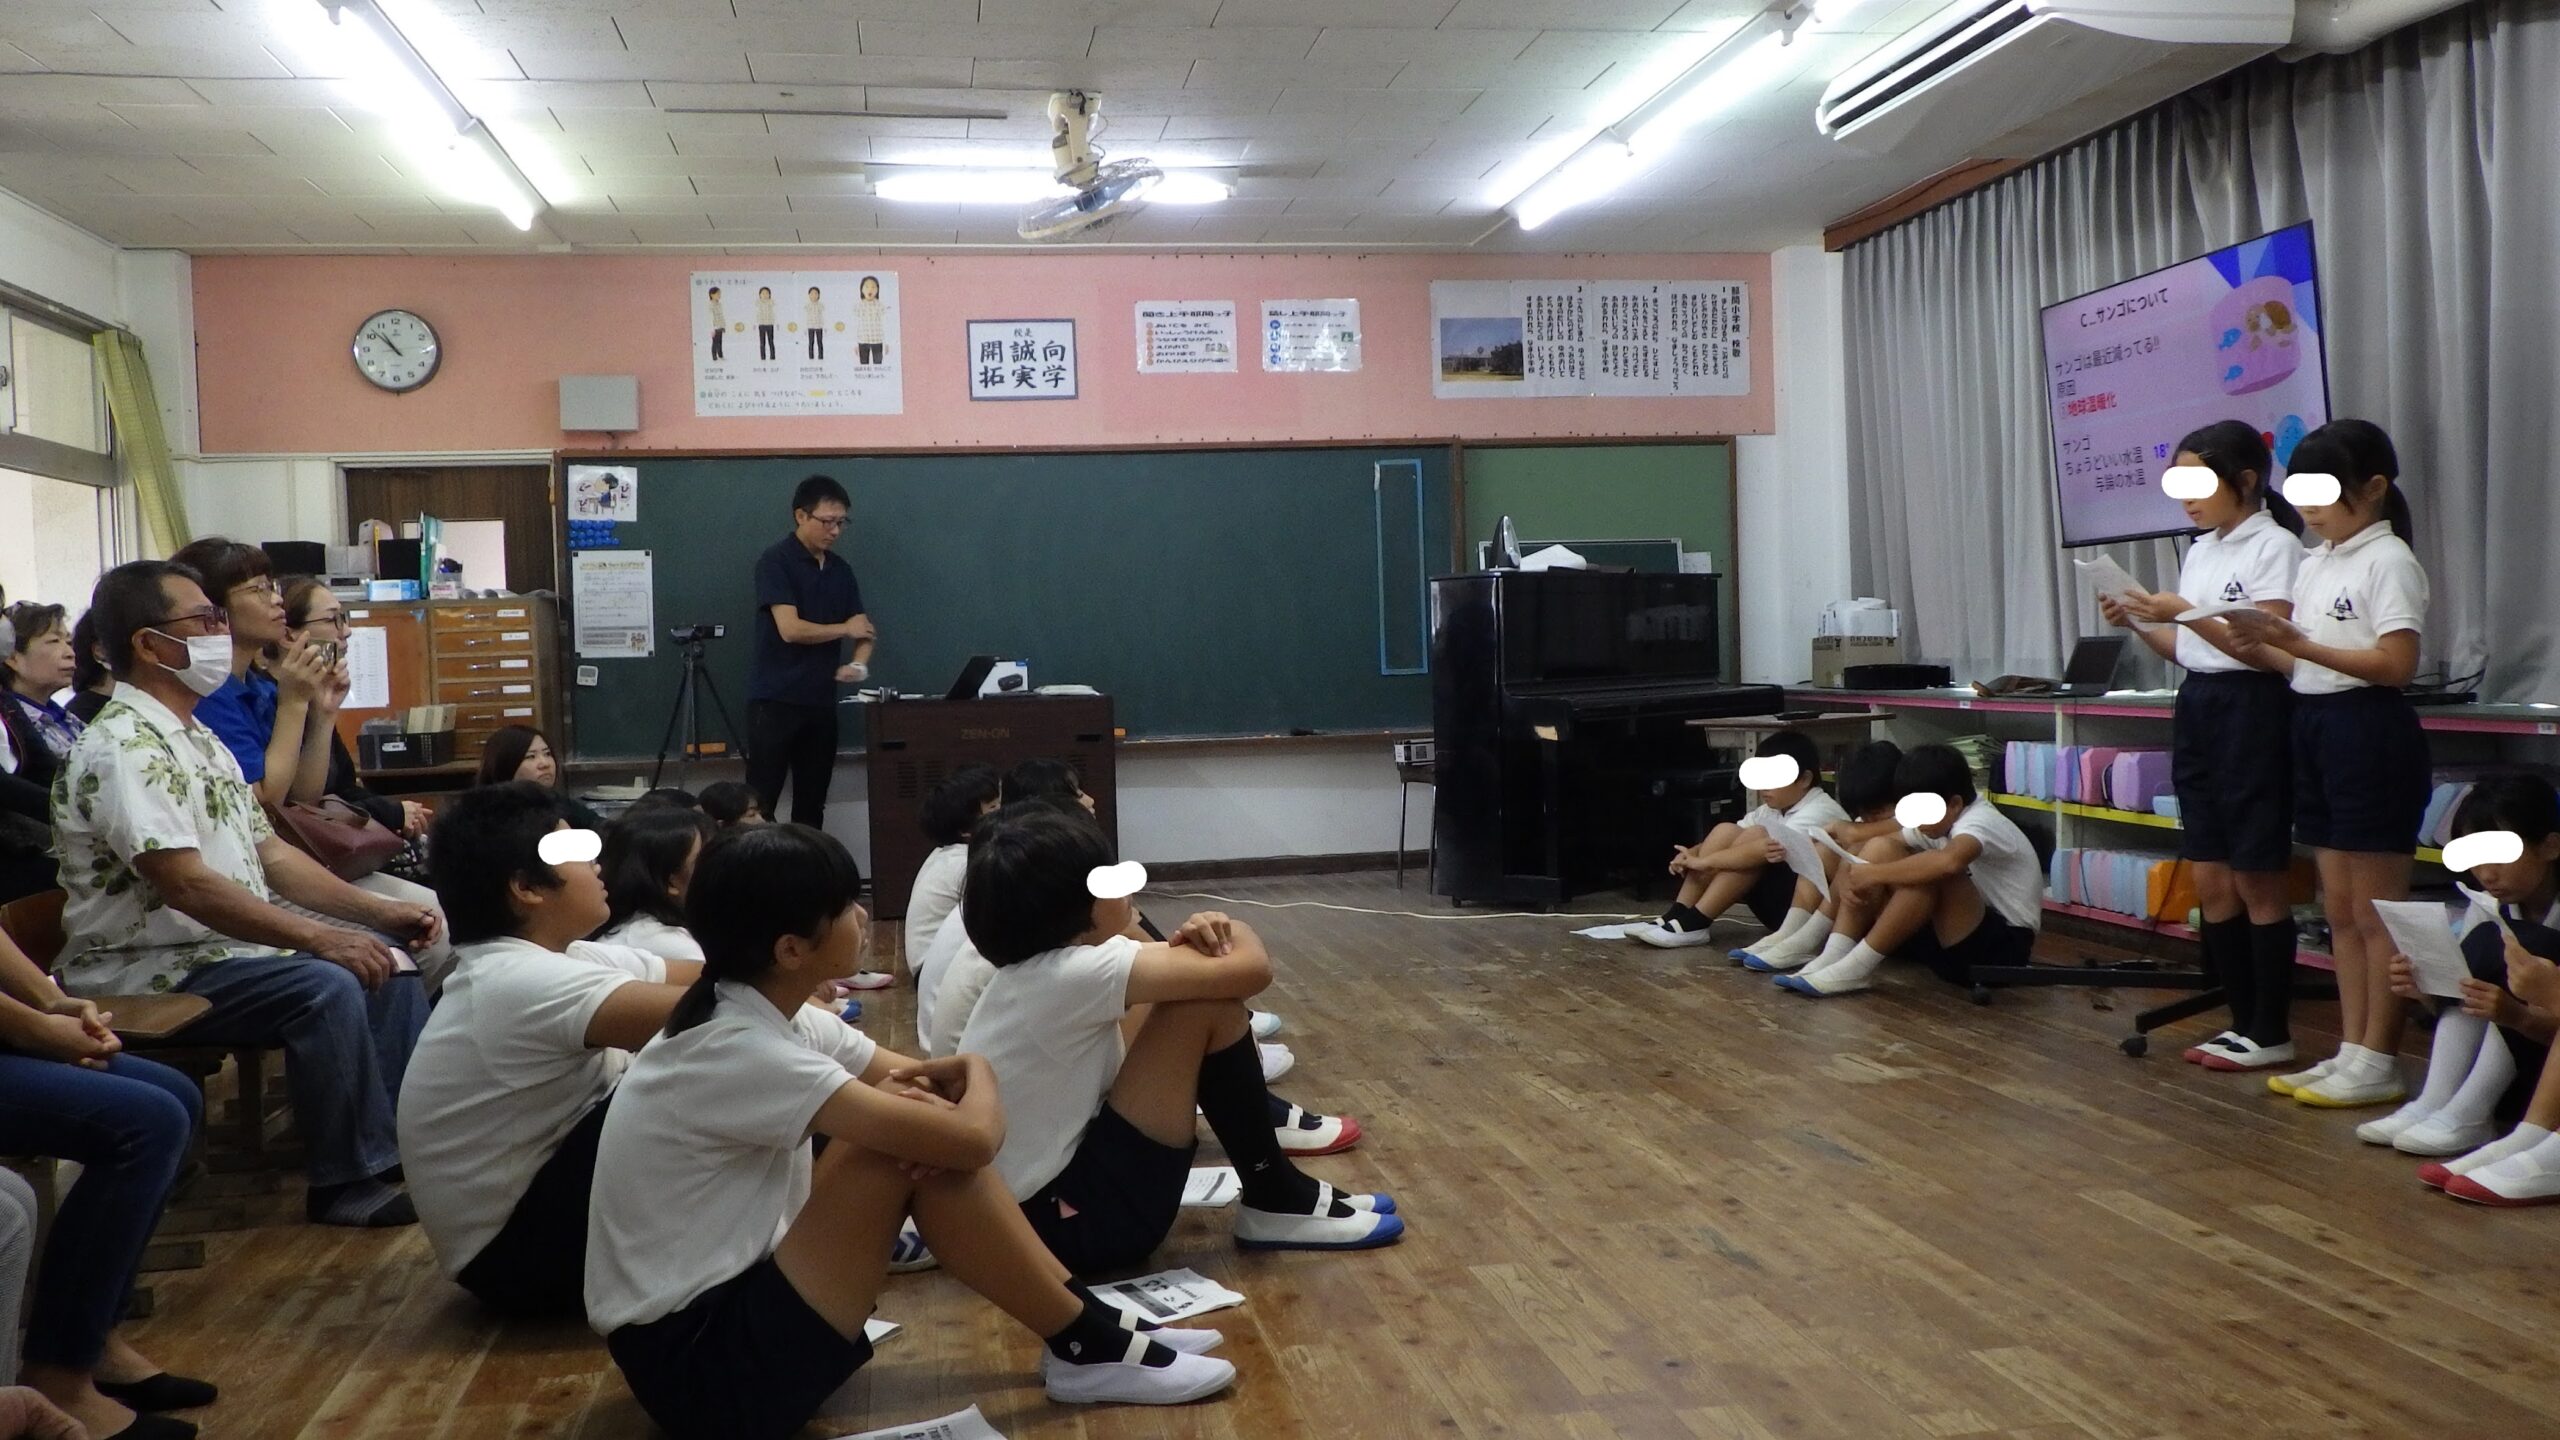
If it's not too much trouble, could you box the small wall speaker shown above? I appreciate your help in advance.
[559,375,639,433]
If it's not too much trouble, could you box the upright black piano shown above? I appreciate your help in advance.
[1430,570,1782,906]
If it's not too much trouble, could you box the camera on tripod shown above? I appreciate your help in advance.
[667,623,725,643]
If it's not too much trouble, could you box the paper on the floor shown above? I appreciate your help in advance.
[1183,1167,1240,1208]
[2371,899,2468,1000]
[864,1317,900,1345]
[2073,557,2162,630]
[1092,1268,1245,1323]
[829,1404,1003,1440]
[1573,923,1647,939]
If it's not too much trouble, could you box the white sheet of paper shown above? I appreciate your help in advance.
[1092,1268,1244,1324]
[1810,828,1868,864]
[829,1404,1002,1440]
[343,625,391,711]
[1183,1167,1240,1208]
[2169,600,2266,624]
[571,549,655,659]
[2458,885,2519,941]
[863,1316,900,1345]
[2073,557,2163,631]
[2371,899,2470,999]
[1574,923,1648,940]
[1764,820,1831,901]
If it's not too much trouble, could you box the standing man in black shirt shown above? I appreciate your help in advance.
[746,475,873,834]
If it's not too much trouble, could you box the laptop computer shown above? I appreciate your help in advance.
[2055,635,2127,697]
[944,655,998,701]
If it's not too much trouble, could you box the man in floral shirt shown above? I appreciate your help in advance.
[52,561,438,1228]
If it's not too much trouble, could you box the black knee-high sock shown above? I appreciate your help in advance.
[2199,916,2253,1035]
[1196,1034,1345,1215]
[2248,919,2297,1045]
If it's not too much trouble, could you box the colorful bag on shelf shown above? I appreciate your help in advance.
[2076,747,2125,806]
[2108,751,2175,815]
[2054,745,2087,800]
[2146,858,2200,923]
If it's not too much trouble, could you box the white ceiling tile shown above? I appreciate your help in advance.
[1658,0,1784,31]
[471,79,657,113]
[968,58,1191,91]
[978,1,1221,23]
[1091,26,1318,62]
[507,46,753,83]
[575,152,733,179]
[1269,88,1480,121]
[102,103,346,135]
[435,14,627,51]
[276,215,390,244]
[856,22,1096,62]
[7,74,208,106]
[1006,87,1266,118]
[743,55,977,87]
[12,41,294,79]
[729,0,974,20]
[1440,1,1686,28]
[857,85,1037,116]
[1183,59,1406,91]
[0,13,127,51]
[1305,28,1534,64]
[1217,0,1461,24]
[1161,113,1353,140]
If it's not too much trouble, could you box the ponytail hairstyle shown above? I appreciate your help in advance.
[2288,418,2411,543]
[2176,419,2299,535]
[602,805,716,933]
[665,823,866,1035]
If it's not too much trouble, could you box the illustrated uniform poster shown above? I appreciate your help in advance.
[692,270,902,417]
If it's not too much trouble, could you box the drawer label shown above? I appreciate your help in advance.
[505,684,531,695]
[500,659,529,670]
[502,631,530,642]
[504,707,533,717]
[498,608,527,618]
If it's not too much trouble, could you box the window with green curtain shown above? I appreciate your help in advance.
[92,328,189,557]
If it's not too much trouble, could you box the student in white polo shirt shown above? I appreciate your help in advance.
[907,763,1000,1041]
[2102,419,2308,1071]
[1633,729,1846,951]
[399,783,698,1317]
[584,824,1231,1440]
[1777,745,2044,998]
[2217,418,2431,1111]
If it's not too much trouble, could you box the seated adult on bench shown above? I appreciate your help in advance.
[50,561,440,1228]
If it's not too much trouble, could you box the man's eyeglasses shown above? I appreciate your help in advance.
[804,513,850,531]
[157,607,231,634]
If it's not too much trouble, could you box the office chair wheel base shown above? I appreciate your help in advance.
[2120,1034,2148,1058]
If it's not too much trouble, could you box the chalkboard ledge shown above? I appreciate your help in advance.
[568,728,1429,768]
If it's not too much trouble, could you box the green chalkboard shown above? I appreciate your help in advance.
[1460,442,1737,679]
[566,446,1455,760]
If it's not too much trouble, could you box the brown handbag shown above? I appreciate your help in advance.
[267,796,407,880]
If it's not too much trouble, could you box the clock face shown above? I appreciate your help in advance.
[352,309,441,392]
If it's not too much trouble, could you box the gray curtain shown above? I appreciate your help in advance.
[1845,0,2559,696]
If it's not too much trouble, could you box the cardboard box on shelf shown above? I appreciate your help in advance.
[1811,635,1905,687]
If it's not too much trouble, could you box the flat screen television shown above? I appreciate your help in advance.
[2039,221,2331,547]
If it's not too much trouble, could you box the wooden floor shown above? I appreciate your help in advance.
[123,873,2560,1439]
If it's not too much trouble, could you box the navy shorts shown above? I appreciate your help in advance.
[454,1096,610,1318]
[606,1256,870,1440]
[1744,862,1801,930]
[2292,686,2429,853]
[1899,909,2036,986]
[1022,1103,1195,1276]
[2173,670,2293,872]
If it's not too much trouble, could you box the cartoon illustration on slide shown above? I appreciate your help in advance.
[805,285,825,361]
[853,275,886,366]
[756,285,777,360]
[2206,226,2318,398]
[705,285,726,361]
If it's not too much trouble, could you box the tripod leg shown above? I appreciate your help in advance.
[652,665,694,790]
[695,664,750,764]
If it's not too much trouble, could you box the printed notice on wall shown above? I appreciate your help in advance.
[692,270,901,417]
[1429,280,1748,399]
[571,550,655,659]
[344,626,390,711]
[1262,298,1362,372]
[968,319,1078,400]
[1135,300,1237,373]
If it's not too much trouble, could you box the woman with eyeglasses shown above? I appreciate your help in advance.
[168,539,342,812]
[279,578,431,844]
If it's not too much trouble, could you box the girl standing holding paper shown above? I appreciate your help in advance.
[2100,420,2306,1070]
[2217,419,2432,1110]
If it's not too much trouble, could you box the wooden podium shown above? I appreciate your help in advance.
[865,695,1117,918]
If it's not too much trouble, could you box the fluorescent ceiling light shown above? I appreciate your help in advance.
[1502,6,1805,234]
[873,169,1230,206]
[311,0,549,234]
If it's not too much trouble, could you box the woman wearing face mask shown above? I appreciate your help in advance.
[168,540,342,812]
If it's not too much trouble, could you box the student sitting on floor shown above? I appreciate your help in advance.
[400,783,702,1317]
[696,781,764,828]
[2364,779,2557,1164]
[2442,931,2560,1205]
[1634,729,1844,950]
[926,799,1361,1156]
[958,804,1401,1275]
[1734,740,1907,972]
[908,764,999,1025]
[1776,744,2043,998]
[585,824,1233,1440]
[593,805,717,963]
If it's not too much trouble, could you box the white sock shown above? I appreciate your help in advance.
[1797,930,1860,977]
[1760,912,1833,960]
[1767,907,1816,945]
[1807,941,1888,993]
[2466,1129,2560,1198]
[2403,1013,2488,1116]
[2449,1123,2553,1177]
[2426,1031,2517,1130]
[2345,1046,2401,1081]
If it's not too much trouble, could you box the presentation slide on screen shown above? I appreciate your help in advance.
[2042,222,2329,546]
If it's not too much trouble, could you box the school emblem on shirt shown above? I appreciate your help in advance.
[2220,580,2246,602]
[2329,592,2358,622]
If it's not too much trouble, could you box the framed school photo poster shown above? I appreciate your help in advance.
[968,319,1078,401]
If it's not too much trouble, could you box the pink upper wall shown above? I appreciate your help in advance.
[192,250,1772,455]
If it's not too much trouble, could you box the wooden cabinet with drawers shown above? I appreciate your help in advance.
[334,596,560,775]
